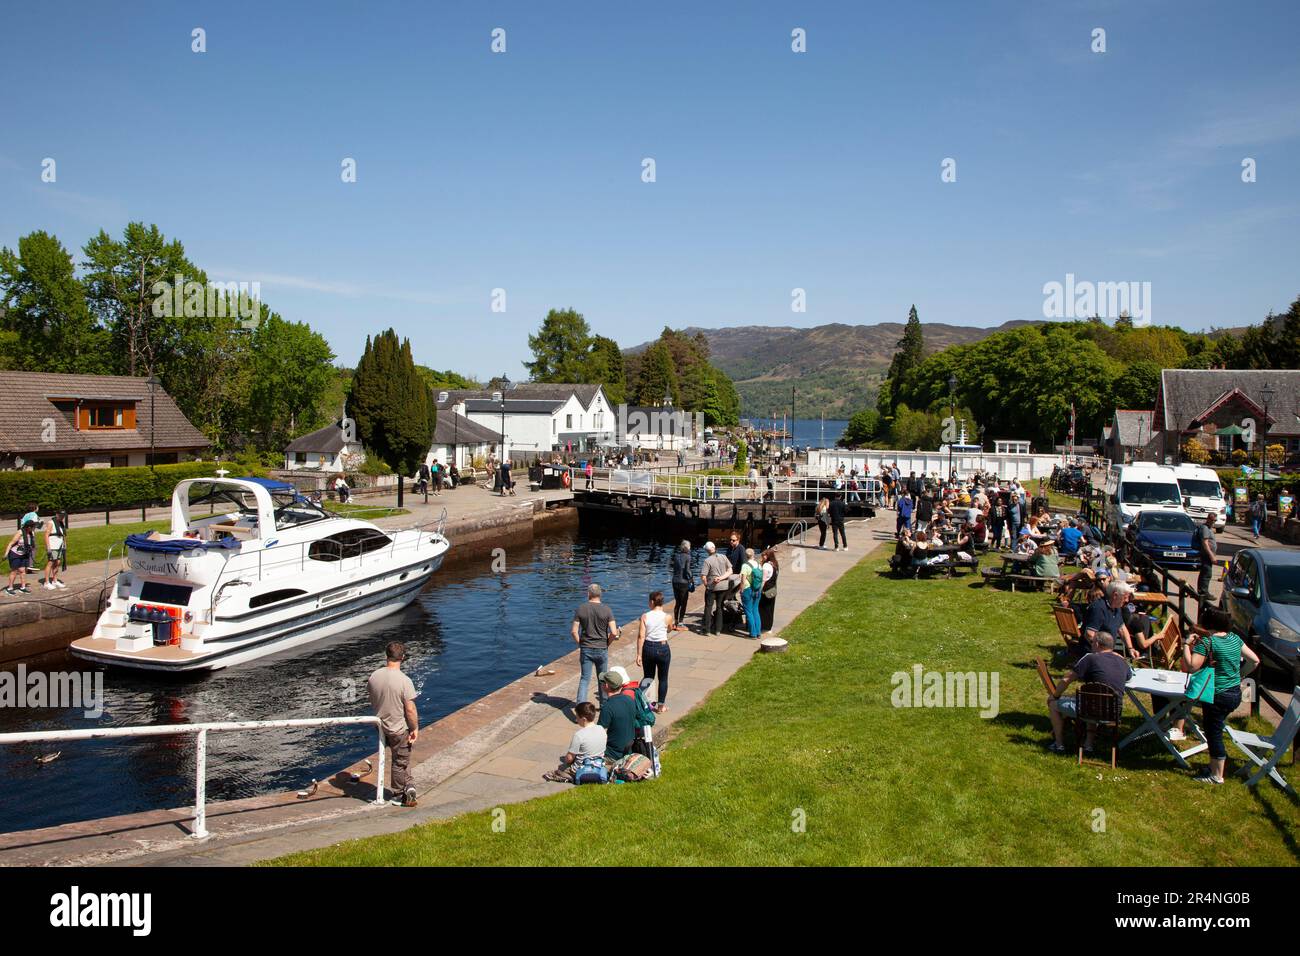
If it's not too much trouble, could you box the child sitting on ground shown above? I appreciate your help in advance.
[543,702,608,782]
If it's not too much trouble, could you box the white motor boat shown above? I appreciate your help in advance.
[70,477,450,672]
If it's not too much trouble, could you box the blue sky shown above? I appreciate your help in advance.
[2,1,1298,379]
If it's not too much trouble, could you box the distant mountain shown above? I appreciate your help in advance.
[628,320,1041,419]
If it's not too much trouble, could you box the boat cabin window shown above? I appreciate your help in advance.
[139,582,194,606]
[308,529,393,562]
[249,588,308,609]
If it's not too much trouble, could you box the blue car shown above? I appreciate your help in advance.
[1123,510,1199,569]
[1221,549,1300,679]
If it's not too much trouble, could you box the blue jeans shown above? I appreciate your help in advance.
[742,587,763,638]
[577,646,609,704]
[1252,518,1261,536]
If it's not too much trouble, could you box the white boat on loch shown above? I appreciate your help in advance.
[70,477,450,672]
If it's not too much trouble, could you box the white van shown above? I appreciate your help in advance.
[1171,463,1227,530]
[1104,462,1186,531]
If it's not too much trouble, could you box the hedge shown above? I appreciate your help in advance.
[0,461,268,517]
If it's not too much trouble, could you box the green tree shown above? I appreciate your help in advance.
[839,408,881,447]
[1111,360,1162,411]
[246,314,337,449]
[585,335,627,405]
[525,308,593,382]
[880,305,924,415]
[631,340,680,407]
[82,222,206,377]
[416,367,480,395]
[890,404,942,450]
[348,330,436,487]
[0,230,108,372]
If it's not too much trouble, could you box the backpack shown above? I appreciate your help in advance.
[612,753,654,782]
[572,754,609,785]
[619,682,656,728]
[631,734,662,778]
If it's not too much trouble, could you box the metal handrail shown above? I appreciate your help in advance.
[572,468,882,506]
[0,716,386,839]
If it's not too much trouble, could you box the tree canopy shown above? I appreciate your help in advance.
[348,329,435,476]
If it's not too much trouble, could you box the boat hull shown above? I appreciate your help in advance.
[71,552,444,672]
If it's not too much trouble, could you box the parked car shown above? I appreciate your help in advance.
[1220,549,1300,679]
[1123,509,1199,569]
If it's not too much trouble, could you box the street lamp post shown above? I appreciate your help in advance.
[499,376,511,469]
[947,374,957,484]
[1259,381,1275,498]
[146,373,160,474]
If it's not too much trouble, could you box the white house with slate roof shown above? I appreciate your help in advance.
[437,384,614,460]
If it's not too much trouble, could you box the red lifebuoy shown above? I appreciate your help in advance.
[562,470,572,488]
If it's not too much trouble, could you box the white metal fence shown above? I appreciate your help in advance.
[572,468,882,505]
[0,716,386,839]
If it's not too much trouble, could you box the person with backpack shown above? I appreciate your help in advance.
[636,590,673,712]
[597,671,637,760]
[543,702,607,783]
[42,511,69,590]
[739,548,764,639]
[4,518,38,595]
[416,461,431,499]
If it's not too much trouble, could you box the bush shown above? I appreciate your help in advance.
[0,461,268,517]
[1181,438,1210,464]
[734,439,748,474]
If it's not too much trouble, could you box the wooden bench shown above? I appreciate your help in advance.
[1003,573,1059,593]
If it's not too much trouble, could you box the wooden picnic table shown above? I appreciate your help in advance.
[1130,591,1170,607]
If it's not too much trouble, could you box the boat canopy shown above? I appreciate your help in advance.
[126,533,241,554]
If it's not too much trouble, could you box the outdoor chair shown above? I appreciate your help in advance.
[1033,657,1060,697]
[1074,682,1123,768]
[1149,615,1182,670]
[1051,605,1086,663]
[1228,690,1300,793]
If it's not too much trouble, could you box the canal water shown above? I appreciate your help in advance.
[0,528,699,835]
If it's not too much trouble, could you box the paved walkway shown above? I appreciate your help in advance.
[0,512,895,866]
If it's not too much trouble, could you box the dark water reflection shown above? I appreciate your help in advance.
[0,528,699,834]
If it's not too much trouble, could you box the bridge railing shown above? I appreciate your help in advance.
[573,469,883,506]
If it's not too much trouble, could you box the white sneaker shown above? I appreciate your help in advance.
[54,581,66,589]
[1168,728,1186,742]
[42,582,55,590]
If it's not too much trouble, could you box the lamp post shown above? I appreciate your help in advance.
[1260,381,1275,496]
[146,373,160,474]
[947,374,957,483]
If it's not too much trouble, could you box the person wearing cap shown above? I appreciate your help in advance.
[596,670,637,760]
[4,518,38,595]
[366,641,419,807]
[572,583,619,705]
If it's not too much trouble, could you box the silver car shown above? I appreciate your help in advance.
[1220,548,1300,680]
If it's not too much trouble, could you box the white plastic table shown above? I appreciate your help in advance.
[1119,668,1209,768]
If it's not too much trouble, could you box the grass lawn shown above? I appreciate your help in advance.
[272,551,1299,867]
[64,520,170,568]
[323,503,410,519]
[1044,490,1084,512]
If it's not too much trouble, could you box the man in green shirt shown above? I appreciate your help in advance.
[597,671,637,760]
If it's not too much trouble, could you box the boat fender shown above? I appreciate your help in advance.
[561,470,571,488]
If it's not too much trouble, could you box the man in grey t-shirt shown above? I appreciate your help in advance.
[700,541,734,636]
[367,641,419,807]
[572,583,619,705]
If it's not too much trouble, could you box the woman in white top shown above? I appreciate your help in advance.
[43,511,69,590]
[636,590,674,712]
